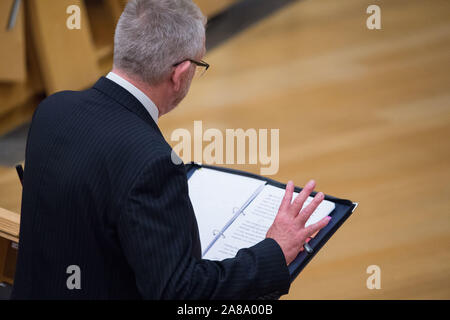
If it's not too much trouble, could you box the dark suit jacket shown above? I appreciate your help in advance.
[11,77,290,300]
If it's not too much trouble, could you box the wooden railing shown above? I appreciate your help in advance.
[0,208,19,284]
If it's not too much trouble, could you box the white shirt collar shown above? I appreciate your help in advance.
[106,72,159,124]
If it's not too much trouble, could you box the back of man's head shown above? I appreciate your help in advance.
[113,0,206,86]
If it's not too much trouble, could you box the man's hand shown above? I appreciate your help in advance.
[266,180,331,265]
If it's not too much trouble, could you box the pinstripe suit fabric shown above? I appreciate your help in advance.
[11,77,290,300]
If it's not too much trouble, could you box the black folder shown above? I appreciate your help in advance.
[185,162,358,283]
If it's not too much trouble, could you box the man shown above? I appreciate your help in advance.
[12,0,330,299]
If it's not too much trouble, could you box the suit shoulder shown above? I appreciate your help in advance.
[39,89,87,105]
[33,89,94,117]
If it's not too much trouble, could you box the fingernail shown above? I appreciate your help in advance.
[327,216,332,222]
[307,180,315,187]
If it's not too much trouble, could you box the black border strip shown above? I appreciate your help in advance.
[206,0,299,51]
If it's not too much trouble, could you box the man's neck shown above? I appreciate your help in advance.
[111,68,167,117]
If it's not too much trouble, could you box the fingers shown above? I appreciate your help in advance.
[289,180,315,216]
[296,192,324,227]
[304,216,331,238]
[279,181,294,213]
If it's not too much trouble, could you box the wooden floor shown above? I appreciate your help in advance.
[1,0,450,298]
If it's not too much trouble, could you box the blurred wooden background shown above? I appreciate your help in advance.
[0,0,449,298]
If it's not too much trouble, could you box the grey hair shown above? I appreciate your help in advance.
[113,0,206,85]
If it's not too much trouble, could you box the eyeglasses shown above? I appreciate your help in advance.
[173,59,210,77]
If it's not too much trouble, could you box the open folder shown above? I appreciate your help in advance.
[186,163,358,282]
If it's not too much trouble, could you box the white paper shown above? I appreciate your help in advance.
[203,184,335,261]
[187,168,266,253]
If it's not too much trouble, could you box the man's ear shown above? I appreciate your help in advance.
[171,61,192,92]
